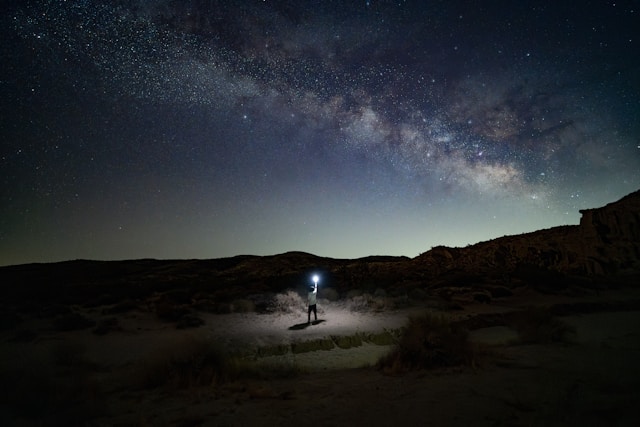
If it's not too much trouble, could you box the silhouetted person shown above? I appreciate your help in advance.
[307,283,317,324]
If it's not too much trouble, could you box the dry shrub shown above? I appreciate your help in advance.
[347,294,371,312]
[347,293,395,312]
[378,312,477,373]
[511,307,576,344]
[269,290,305,314]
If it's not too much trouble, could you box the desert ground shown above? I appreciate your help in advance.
[2,285,640,426]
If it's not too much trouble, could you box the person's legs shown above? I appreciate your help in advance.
[312,304,317,321]
[307,305,312,323]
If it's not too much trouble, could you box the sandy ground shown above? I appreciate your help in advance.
[2,288,640,426]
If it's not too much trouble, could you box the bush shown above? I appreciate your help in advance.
[269,290,305,314]
[347,294,372,312]
[378,312,477,373]
[347,293,394,312]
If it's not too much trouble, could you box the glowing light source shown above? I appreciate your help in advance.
[312,274,319,286]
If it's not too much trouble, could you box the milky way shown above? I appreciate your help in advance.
[1,1,639,265]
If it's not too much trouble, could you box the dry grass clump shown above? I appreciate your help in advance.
[510,307,576,344]
[346,293,395,312]
[378,312,477,374]
[269,290,306,314]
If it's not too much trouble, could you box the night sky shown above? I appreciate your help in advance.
[1,1,639,266]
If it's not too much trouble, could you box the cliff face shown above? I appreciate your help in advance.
[412,190,640,286]
[578,190,640,275]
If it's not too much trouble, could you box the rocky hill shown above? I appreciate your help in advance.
[409,189,640,291]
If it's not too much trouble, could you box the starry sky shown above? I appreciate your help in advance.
[1,0,639,266]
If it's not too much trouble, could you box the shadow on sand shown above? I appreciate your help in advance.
[288,319,325,330]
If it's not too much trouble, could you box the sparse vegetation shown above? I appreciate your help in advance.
[269,290,306,314]
[346,292,395,312]
[377,312,478,374]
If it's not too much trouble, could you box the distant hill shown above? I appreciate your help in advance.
[1,190,638,305]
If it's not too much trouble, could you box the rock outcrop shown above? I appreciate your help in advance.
[412,189,640,288]
[578,190,640,275]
